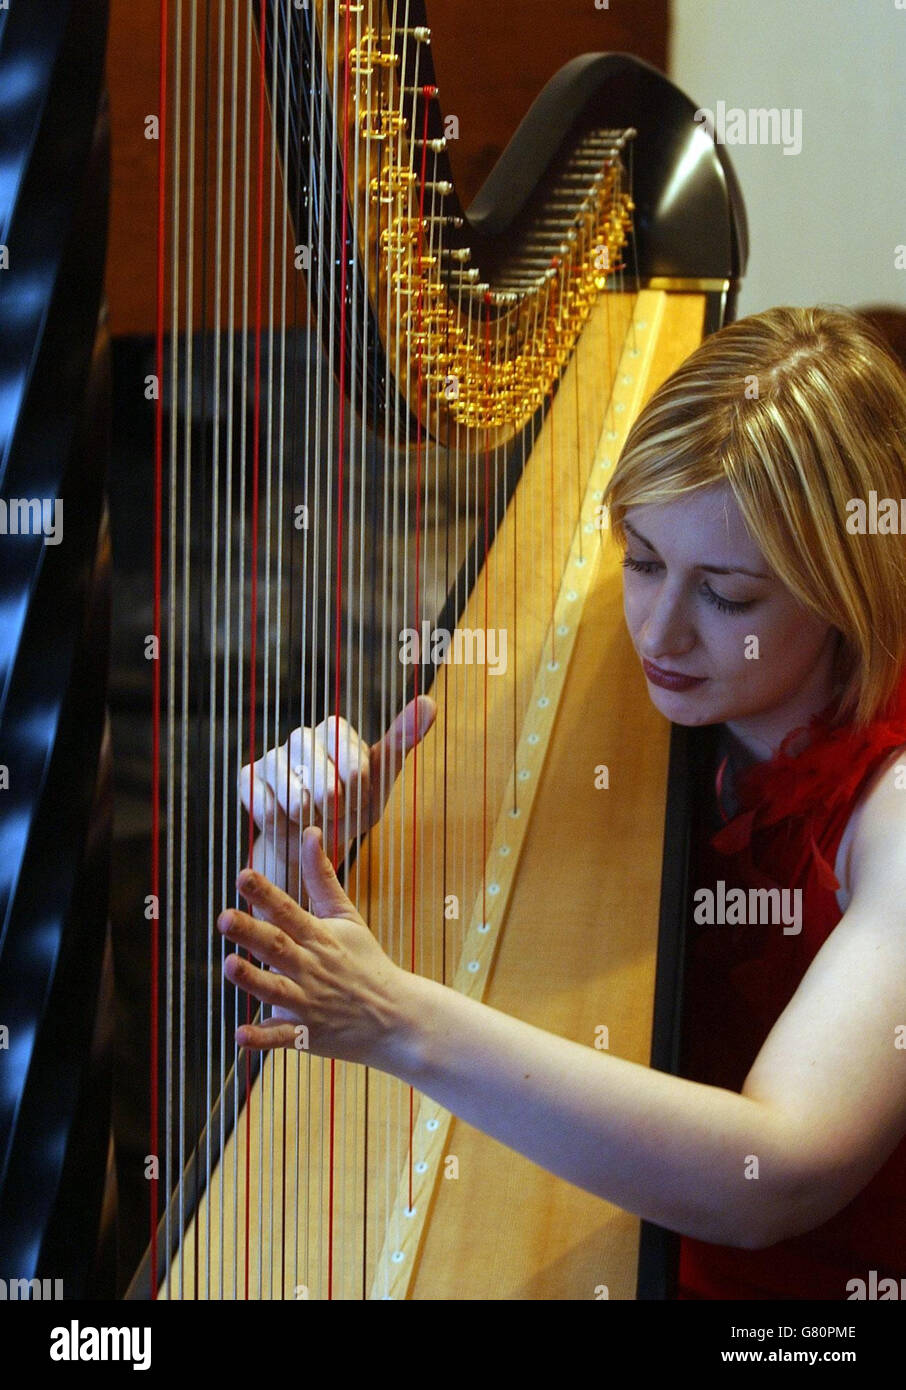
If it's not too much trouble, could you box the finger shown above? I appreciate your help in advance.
[239,767,305,897]
[368,695,436,797]
[321,715,370,806]
[238,763,278,827]
[251,744,310,825]
[240,754,310,837]
[318,715,373,837]
[235,1016,307,1053]
[289,726,342,820]
[228,869,321,943]
[222,948,303,1014]
[267,742,311,824]
[218,901,312,956]
[299,826,362,921]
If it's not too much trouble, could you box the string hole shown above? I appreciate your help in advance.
[557,625,568,637]
[478,921,491,933]
[392,1252,405,1264]
[415,1161,429,1174]
[537,696,549,708]
[498,843,511,855]
[566,590,577,601]
[518,769,531,781]
[527,733,539,745]
[547,660,560,672]
[467,960,480,973]
[426,1118,440,1131]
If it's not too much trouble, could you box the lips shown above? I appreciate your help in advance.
[642,658,706,691]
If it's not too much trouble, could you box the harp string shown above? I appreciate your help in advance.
[185,0,202,1301]
[150,0,634,1299]
[164,0,181,1301]
[217,0,239,1303]
[203,0,226,1303]
[150,0,169,1307]
[328,0,352,1300]
[263,0,279,1300]
[385,0,410,1295]
[354,0,374,1302]
[269,0,283,1303]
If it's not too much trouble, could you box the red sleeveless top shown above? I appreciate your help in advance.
[677,667,906,1300]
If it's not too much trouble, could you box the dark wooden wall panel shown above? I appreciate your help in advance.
[426,0,668,208]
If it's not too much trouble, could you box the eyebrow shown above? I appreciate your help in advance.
[622,521,771,580]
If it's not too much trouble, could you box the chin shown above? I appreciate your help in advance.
[644,685,717,727]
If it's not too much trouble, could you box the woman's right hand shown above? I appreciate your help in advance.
[238,695,437,887]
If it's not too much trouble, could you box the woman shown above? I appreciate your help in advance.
[220,306,906,1299]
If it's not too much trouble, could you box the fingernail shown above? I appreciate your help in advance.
[217,911,232,932]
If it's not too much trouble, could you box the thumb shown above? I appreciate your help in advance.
[301,826,360,920]
[369,695,436,787]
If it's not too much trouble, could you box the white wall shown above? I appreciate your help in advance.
[670,0,906,316]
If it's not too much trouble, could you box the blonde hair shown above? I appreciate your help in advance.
[602,306,906,729]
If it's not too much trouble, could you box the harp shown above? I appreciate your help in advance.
[0,1,746,1300]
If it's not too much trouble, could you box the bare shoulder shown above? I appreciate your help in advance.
[835,743,906,914]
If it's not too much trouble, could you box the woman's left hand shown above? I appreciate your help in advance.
[217,825,415,1069]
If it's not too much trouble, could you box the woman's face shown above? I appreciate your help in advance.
[621,484,840,757]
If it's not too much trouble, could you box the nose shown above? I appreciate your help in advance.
[636,577,697,663]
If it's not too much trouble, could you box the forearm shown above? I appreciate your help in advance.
[381,974,806,1249]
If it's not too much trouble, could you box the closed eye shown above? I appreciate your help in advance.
[621,555,755,615]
